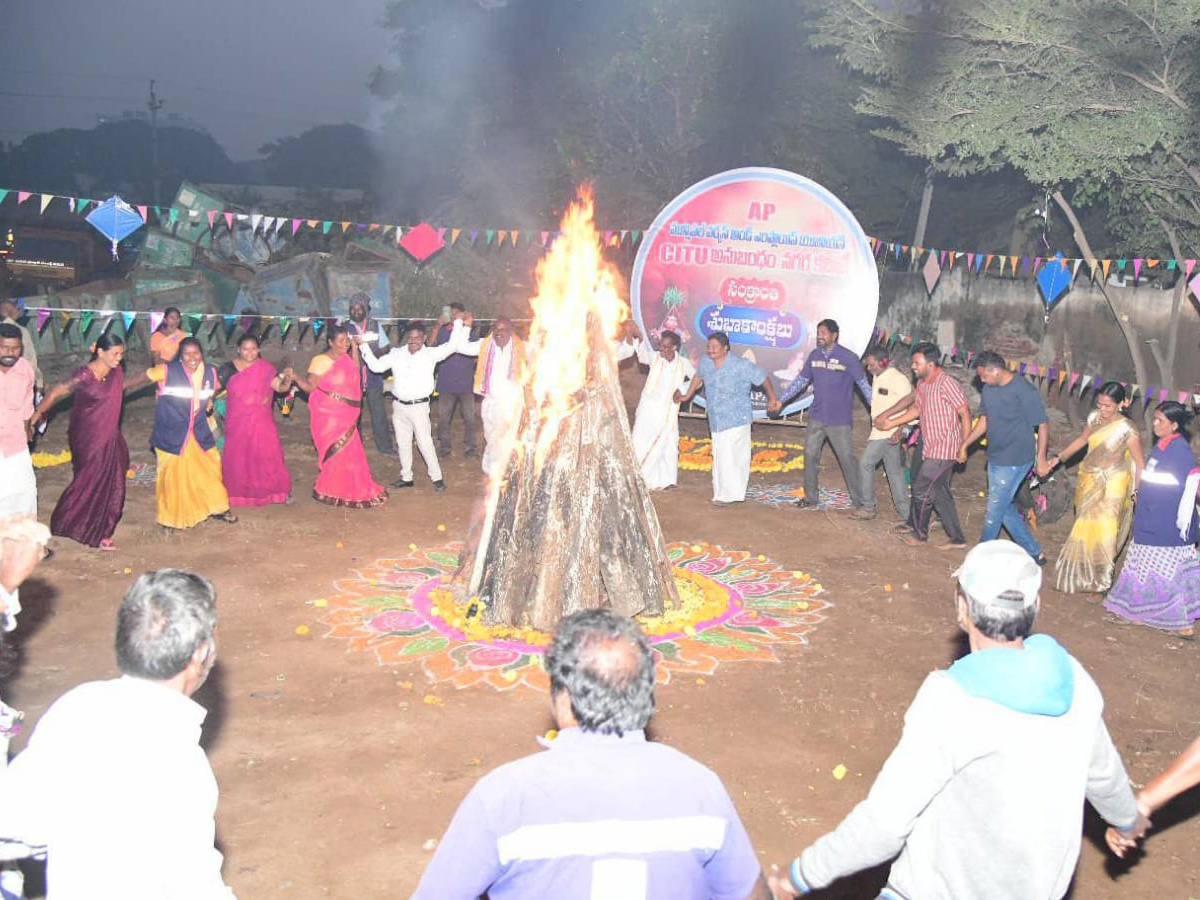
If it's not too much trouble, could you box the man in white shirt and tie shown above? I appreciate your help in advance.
[359,318,471,491]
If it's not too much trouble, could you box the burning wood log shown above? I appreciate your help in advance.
[453,192,680,631]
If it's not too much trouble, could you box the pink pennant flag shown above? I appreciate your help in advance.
[150,311,164,332]
[224,212,234,231]
[1186,259,1196,278]
[1069,372,1081,393]
[17,191,32,204]
[37,309,51,332]
[1133,258,1143,282]
[137,205,148,222]
[967,252,976,270]
[291,219,302,236]
[1180,391,1190,404]
[437,227,447,241]
[206,210,218,230]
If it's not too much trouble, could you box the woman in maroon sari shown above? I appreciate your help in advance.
[294,325,387,507]
[219,335,294,506]
[29,334,148,550]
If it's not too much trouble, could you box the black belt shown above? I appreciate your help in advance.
[396,396,431,405]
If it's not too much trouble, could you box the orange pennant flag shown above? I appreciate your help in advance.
[341,221,352,233]
[1101,259,1112,281]
[984,254,995,272]
[1010,256,1019,277]
[306,219,320,229]
[497,229,509,247]
[451,228,461,244]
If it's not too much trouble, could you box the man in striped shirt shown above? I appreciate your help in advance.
[875,342,970,549]
[411,609,769,900]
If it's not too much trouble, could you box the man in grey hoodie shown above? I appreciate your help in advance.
[770,540,1148,900]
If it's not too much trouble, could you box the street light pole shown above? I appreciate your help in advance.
[148,80,163,208]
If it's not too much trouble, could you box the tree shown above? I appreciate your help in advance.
[257,124,380,191]
[811,0,1200,392]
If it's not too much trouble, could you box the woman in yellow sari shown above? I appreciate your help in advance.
[1048,382,1143,600]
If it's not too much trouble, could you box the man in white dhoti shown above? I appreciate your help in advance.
[676,332,781,504]
[630,330,694,490]
[457,317,527,477]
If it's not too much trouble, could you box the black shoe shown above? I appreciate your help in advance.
[794,498,819,510]
[391,478,415,488]
[433,479,447,492]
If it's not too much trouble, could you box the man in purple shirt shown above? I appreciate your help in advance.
[434,302,479,458]
[777,319,872,511]
[411,609,769,900]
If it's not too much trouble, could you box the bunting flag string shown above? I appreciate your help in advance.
[3,183,1196,287]
[869,325,1199,409]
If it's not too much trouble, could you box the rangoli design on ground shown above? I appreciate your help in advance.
[679,436,805,474]
[311,541,830,692]
[744,484,853,510]
[125,462,156,486]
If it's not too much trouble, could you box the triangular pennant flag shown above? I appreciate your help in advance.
[540,230,550,246]
[322,221,332,234]
[280,317,293,339]
[59,310,72,334]
[1133,258,1143,282]
[185,313,202,335]
[1159,388,1168,401]
[168,207,179,228]
[100,312,115,335]
[470,229,479,245]
[150,311,165,333]
[967,252,976,271]
[1069,372,1081,393]
[262,217,276,233]
[39,194,54,214]
[497,229,509,246]
[76,198,91,214]
[136,205,148,222]
[122,310,137,333]
[80,311,95,336]
[1180,391,1190,404]
[0,189,8,206]
[1168,259,1178,271]
[306,219,320,229]
[620,230,628,245]
[37,309,51,333]
[341,221,352,233]
[312,318,325,338]
[223,212,234,231]
[1116,259,1127,272]
[984,254,995,272]
[1101,259,1112,281]
[1147,258,1159,268]
[1010,256,1020,277]
[485,229,496,245]
[250,214,263,232]
[292,219,302,235]
[1071,259,1083,280]
[451,228,462,245]
[1186,259,1197,278]
[17,191,32,204]
[1145,386,1156,407]
[206,210,218,230]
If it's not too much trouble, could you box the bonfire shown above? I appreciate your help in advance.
[454,189,681,630]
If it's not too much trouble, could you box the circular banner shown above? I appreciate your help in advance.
[631,167,878,416]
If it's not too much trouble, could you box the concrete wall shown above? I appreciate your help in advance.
[876,268,1200,392]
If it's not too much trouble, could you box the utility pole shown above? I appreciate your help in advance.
[911,166,934,258]
[147,80,163,208]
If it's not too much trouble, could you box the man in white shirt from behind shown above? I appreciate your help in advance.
[359,319,470,492]
[0,569,236,900]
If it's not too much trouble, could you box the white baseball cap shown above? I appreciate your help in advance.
[953,541,1042,609]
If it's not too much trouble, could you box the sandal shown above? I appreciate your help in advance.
[98,539,116,552]
[210,511,239,524]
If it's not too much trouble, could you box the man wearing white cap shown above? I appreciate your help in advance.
[770,541,1147,900]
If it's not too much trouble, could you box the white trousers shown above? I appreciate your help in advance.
[480,390,523,477]
[392,402,442,482]
[0,449,36,518]
[711,425,751,502]
[632,407,680,490]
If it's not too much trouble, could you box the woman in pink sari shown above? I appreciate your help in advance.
[295,325,387,508]
[219,334,293,506]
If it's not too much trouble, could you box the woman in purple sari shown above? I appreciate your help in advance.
[219,334,294,506]
[29,334,147,551]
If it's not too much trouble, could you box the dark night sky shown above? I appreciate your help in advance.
[0,0,393,159]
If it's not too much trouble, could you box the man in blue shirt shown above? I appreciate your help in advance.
[777,319,872,511]
[412,609,770,900]
[434,302,479,458]
[959,351,1051,564]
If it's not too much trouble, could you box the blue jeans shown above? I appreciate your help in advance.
[982,463,1042,560]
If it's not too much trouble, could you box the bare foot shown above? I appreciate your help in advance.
[937,541,968,551]
[900,534,924,547]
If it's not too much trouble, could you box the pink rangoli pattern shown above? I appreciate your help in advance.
[311,541,830,692]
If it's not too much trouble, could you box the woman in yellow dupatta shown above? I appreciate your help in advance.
[1048,382,1143,600]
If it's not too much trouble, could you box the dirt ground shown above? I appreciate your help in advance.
[6,345,1199,898]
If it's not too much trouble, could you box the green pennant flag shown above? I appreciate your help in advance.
[1168,259,1178,271]
[80,311,95,337]
[1116,259,1127,272]
[76,198,91,214]
[485,229,495,245]
[322,221,332,235]
[280,317,293,339]
[185,313,202,335]
[168,207,179,228]
[0,189,8,206]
